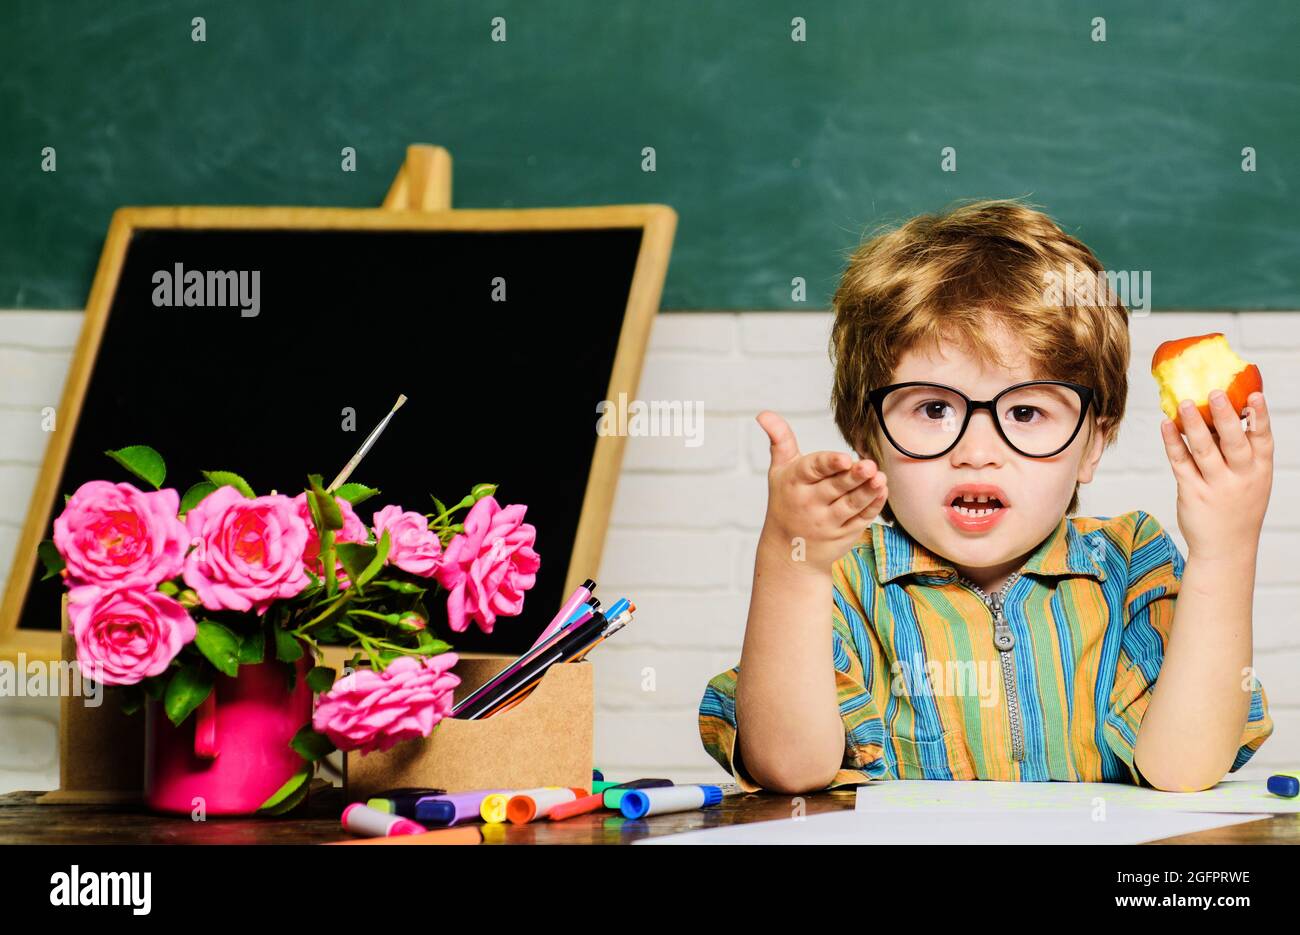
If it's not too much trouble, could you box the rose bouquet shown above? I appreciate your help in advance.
[39,444,540,813]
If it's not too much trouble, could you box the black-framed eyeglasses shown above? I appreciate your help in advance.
[866,380,1095,459]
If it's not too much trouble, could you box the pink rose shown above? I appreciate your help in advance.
[312,653,460,755]
[372,504,444,577]
[182,486,310,615]
[53,481,189,589]
[434,496,540,634]
[291,492,370,587]
[68,584,196,685]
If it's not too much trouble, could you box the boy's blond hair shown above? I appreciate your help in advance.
[829,199,1130,522]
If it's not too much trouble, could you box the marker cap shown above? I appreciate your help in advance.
[1267,773,1300,798]
[415,800,457,824]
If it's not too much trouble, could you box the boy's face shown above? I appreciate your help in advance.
[870,321,1106,584]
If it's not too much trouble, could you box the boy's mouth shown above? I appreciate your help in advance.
[943,484,1010,531]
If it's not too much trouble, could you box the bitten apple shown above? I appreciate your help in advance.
[1150,332,1262,433]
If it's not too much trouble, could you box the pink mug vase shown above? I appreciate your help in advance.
[144,656,313,816]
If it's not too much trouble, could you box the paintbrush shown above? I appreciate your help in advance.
[328,394,407,492]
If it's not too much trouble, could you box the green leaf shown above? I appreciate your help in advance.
[104,445,166,489]
[304,486,324,534]
[179,481,217,515]
[299,589,354,630]
[157,580,179,596]
[238,629,266,665]
[259,766,311,814]
[274,626,304,663]
[335,542,377,585]
[334,482,379,506]
[290,725,334,762]
[163,665,213,726]
[194,620,241,677]
[310,623,339,643]
[320,527,338,598]
[430,494,447,516]
[37,540,65,581]
[306,666,336,693]
[356,529,390,588]
[202,470,254,498]
[414,637,452,655]
[308,475,343,530]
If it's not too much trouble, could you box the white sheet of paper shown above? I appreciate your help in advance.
[633,808,1270,845]
[852,779,1300,815]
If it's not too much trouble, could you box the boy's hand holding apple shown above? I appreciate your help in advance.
[1152,334,1273,560]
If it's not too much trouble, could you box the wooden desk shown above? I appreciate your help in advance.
[2,786,1297,844]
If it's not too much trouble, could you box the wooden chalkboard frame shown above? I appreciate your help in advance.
[0,202,677,662]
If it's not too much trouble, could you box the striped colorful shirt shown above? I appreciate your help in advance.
[699,510,1273,791]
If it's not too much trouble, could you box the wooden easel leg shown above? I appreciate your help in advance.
[382,145,453,211]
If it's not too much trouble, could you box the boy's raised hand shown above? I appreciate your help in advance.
[756,410,888,574]
[1159,389,1273,561]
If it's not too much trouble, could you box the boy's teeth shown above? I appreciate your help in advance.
[952,496,1003,516]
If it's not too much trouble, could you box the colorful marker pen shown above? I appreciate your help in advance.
[507,786,589,823]
[529,579,596,651]
[415,789,511,826]
[341,802,425,837]
[366,788,448,818]
[602,778,674,809]
[621,784,724,819]
[548,792,609,821]
[327,825,482,845]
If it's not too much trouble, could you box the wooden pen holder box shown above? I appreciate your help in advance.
[343,654,594,800]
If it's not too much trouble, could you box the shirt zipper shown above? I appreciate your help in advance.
[957,570,1025,762]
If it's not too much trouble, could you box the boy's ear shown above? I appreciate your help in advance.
[1076,416,1110,484]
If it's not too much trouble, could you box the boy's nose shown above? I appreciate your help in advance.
[950,409,1005,467]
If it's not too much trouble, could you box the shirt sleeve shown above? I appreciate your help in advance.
[1103,511,1274,786]
[697,550,889,793]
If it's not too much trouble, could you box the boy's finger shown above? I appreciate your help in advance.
[799,450,853,483]
[1208,390,1252,472]
[1160,417,1202,488]
[815,457,877,498]
[838,485,888,532]
[1242,391,1274,461]
[1178,399,1225,482]
[757,411,801,469]
[830,473,882,521]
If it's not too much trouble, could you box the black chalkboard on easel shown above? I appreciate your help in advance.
[0,204,676,660]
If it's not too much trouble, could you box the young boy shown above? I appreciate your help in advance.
[699,199,1274,794]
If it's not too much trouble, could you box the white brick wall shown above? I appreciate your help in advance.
[0,311,81,795]
[1,310,1295,793]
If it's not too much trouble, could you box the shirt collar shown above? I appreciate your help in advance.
[869,514,1107,585]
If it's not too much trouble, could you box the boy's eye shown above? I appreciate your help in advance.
[1007,405,1043,424]
[919,401,955,421]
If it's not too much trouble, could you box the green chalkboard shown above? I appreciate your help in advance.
[2,0,1297,310]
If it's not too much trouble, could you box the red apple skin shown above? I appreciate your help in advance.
[1150,333,1263,434]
